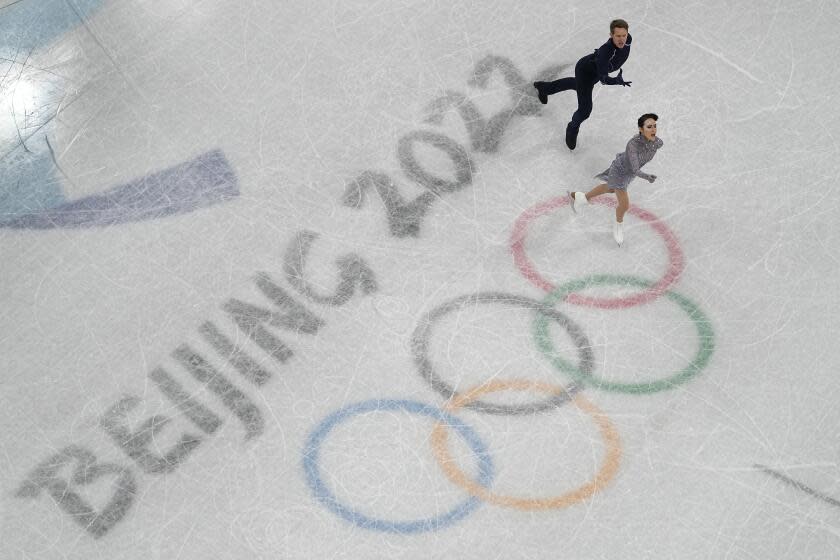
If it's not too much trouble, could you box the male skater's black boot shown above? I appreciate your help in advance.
[533,82,547,105]
[565,122,579,150]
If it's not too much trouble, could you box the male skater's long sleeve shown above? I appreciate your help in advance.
[595,34,632,85]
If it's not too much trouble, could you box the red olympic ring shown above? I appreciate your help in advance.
[509,195,685,309]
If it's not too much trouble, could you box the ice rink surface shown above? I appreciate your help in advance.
[2,1,840,558]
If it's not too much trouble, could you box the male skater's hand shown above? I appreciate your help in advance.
[647,174,657,183]
[618,69,632,87]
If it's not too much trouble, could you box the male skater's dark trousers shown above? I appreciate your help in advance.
[541,54,598,131]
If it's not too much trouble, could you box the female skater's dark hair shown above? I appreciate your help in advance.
[637,113,658,128]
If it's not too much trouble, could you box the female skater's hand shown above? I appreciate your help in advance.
[647,174,657,183]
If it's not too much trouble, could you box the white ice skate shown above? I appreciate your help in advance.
[613,220,624,246]
[569,191,587,213]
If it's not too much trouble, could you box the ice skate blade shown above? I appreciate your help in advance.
[613,222,624,246]
[569,191,586,214]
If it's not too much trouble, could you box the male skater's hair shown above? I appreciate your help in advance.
[638,113,659,128]
[610,19,629,33]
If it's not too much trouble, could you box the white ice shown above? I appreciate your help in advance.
[2,1,839,559]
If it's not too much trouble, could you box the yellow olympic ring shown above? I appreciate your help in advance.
[430,379,622,511]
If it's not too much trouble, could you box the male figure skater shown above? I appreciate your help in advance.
[534,19,633,150]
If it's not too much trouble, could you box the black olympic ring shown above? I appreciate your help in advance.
[411,292,593,415]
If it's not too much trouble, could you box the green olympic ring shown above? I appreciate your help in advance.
[534,274,715,394]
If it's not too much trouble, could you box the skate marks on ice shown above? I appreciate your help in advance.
[15,236,378,538]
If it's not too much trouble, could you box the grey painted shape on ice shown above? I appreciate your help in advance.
[15,445,136,539]
[424,91,487,152]
[99,396,204,474]
[223,273,325,364]
[342,58,570,238]
[397,130,473,195]
[468,56,570,119]
[425,58,572,154]
[342,171,438,238]
[428,57,571,153]
[411,292,591,415]
[253,272,326,334]
[0,149,238,229]
[755,464,840,509]
[481,59,572,152]
[225,298,296,363]
[341,130,471,238]
[173,345,264,441]
[468,55,538,117]
[283,230,378,306]
[464,55,542,153]
[199,321,272,386]
[149,367,224,434]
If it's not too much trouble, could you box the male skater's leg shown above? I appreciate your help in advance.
[565,78,595,149]
[533,76,575,104]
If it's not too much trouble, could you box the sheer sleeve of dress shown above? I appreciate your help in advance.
[625,137,654,181]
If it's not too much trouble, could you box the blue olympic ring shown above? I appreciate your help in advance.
[302,398,494,534]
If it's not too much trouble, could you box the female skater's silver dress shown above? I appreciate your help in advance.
[595,134,663,190]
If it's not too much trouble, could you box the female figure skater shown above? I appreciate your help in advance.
[569,113,662,246]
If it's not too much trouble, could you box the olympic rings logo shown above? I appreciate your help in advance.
[302,198,715,534]
[300,52,715,533]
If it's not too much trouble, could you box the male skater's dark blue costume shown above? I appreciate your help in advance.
[534,34,632,149]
